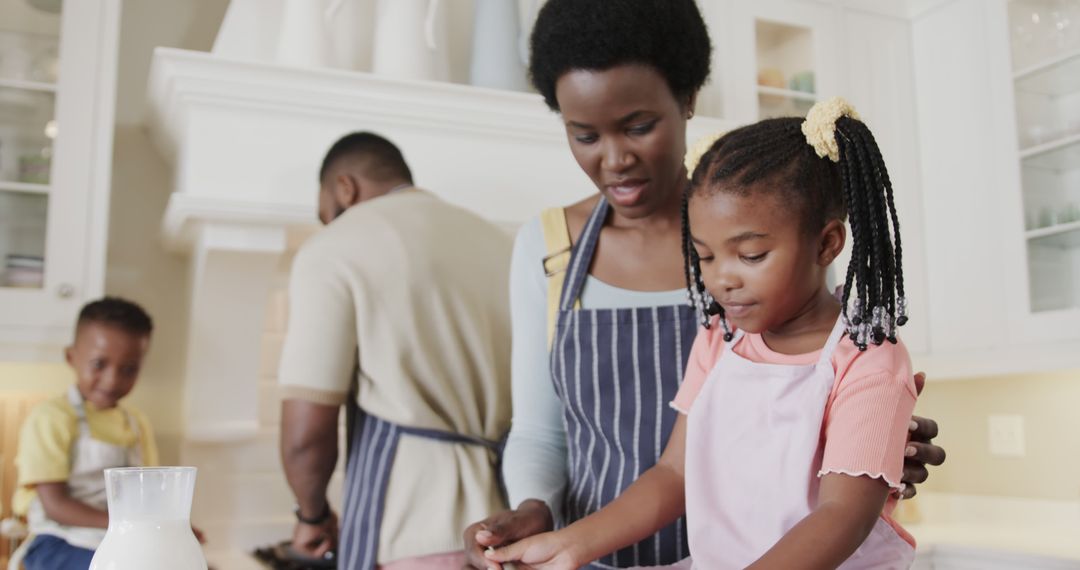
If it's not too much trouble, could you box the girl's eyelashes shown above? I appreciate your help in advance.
[741,252,768,263]
[574,133,598,144]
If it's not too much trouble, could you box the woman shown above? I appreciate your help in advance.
[464,1,945,568]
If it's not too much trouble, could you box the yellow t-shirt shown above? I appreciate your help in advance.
[12,390,158,516]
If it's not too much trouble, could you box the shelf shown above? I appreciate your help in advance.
[1020,132,1080,169]
[757,85,817,102]
[1027,220,1080,248]
[0,181,50,195]
[1013,49,1080,97]
[0,78,56,93]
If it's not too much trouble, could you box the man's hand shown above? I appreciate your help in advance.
[291,510,338,560]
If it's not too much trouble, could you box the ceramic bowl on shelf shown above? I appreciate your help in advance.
[789,70,815,94]
[758,68,786,108]
[1024,124,1049,147]
[18,151,51,184]
[757,67,785,89]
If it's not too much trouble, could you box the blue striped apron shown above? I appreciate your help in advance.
[338,410,504,569]
[550,198,697,568]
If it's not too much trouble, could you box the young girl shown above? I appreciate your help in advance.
[483,98,918,569]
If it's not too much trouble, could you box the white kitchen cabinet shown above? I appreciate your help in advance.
[835,8,932,356]
[912,0,1080,376]
[0,0,120,360]
[704,0,1055,376]
[1001,0,1080,344]
[912,0,1011,356]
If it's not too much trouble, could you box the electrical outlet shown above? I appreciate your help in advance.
[988,414,1025,457]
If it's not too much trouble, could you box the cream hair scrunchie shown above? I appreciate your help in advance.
[801,96,860,163]
[684,131,726,180]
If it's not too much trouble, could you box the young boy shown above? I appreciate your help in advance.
[12,297,158,570]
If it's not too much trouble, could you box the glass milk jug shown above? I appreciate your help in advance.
[90,467,207,570]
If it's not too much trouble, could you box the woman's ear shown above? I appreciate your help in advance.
[685,92,699,119]
[818,219,846,266]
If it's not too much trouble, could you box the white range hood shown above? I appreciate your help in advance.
[146,46,734,441]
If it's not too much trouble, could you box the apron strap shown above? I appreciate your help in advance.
[815,314,850,369]
[66,385,144,465]
[339,412,507,570]
[559,198,609,311]
[540,207,577,349]
[398,423,508,505]
[725,328,746,347]
[66,386,91,438]
[397,424,504,454]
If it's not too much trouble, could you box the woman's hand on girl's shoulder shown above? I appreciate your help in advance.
[462,500,554,569]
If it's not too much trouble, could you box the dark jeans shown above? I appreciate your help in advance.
[23,534,95,570]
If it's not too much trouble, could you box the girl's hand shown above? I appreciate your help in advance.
[463,500,554,569]
[483,530,584,570]
[900,372,947,499]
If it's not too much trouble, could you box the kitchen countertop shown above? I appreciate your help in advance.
[902,492,1080,565]
[911,522,1080,562]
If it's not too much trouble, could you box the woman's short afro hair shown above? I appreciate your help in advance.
[528,0,712,112]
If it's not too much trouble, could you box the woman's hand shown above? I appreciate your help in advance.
[483,530,584,570]
[463,499,554,569]
[900,372,947,499]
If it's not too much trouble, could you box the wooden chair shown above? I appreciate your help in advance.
[1,393,53,570]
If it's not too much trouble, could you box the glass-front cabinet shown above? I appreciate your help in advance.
[0,6,59,290]
[1007,1,1080,320]
[0,0,120,357]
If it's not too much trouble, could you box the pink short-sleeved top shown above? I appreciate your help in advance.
[672,318,919,546]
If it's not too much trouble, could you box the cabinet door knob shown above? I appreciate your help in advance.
[57,283,75,298]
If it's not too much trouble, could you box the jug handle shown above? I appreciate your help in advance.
[425,0,442,50]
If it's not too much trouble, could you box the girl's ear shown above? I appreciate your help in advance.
[818,219,846,266]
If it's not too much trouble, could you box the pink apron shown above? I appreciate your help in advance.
[681,317,914,569]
